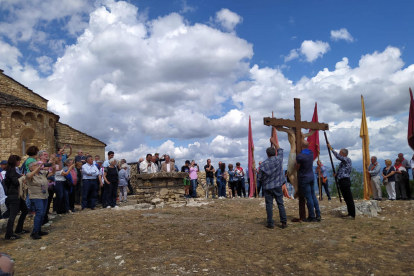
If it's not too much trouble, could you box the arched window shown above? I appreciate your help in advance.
[11,111,23,120]
[37,114,44,123]
[25,112,36,121]
[49,118,54,128]
[20,128,35,155]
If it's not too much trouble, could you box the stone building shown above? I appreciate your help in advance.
[0,69,106,161]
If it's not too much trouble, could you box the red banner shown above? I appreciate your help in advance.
[307,103,320,160]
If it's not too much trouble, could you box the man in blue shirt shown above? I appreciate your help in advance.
[368,156,381,201]
[259,136,287,229]
[296,140,321,222]
[56,144,72,163]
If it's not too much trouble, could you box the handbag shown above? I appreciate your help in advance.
[382,167,391,185]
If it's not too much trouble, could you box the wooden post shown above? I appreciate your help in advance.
[294,98,302,156]
[324,131,342,202]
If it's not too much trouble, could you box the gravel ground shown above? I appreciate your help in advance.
[1,196,414,275]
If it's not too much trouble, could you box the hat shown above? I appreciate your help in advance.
[97,160,103,163]
[0,160,7,165]
[185,160,190,164]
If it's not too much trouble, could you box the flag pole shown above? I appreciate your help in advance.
[324,131,342,203]
[318,155,322,200]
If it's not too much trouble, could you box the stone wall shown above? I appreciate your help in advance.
[0,106,57,160]
[130,172,188,203]
[0,71,48,110]
[55,122,106,160]
[128,164,217,198]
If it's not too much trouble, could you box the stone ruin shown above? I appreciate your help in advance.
[128,163,216,203]
[130,172,189,204]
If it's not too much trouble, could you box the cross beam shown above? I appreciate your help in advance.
[263,98,329,155]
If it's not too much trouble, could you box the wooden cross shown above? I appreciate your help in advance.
[263,98,329,155]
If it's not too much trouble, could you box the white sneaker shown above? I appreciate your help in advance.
[124,200,127,203]
[114,206,119,209]
[106,206,111,209]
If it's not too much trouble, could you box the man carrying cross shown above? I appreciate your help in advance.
[259,136,287,229]
[264,98,329,222]
[296,139,321,222]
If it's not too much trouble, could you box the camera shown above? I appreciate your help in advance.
[43,163,53,167]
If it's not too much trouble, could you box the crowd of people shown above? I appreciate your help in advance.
[1,142,413,239]
[136,154,253,199]
[0,145,135,240]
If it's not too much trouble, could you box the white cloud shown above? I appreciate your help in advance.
[284,49,299,62]
[1,1,413,168]
[180,0,196,13]
[36,56,53,73]
[300,40,330,62]
[331,28,354,43]
[215,8,243,32]
[0,40,22,70]
[0,0,93,44]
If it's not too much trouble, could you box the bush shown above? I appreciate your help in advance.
[328,167,364,199]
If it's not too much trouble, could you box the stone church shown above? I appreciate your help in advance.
[0,69,106,161]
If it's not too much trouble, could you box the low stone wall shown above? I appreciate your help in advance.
[128,164,217,198]
[130,172,188,203]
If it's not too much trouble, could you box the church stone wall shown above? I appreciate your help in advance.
[55,122,106,160]
[0,106,56,161]
[0,72,48,110]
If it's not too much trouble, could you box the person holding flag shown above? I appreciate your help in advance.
[327,143,355,219]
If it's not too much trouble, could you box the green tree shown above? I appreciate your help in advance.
[328,167,364,199]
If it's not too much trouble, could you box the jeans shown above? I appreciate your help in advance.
[25,193,35,212]
[338,178,356,217]
[255,180,262,197]
[220,179,227,197]
[241,178,246,197]
[55,181,69,214]
[229,181,236,197]
[43,186,55,224]
[82,179,98,209]
[264,186,287,226]
[206,177,214,186]
[299,177,321,219]
[31,198,47,233]
[190,179,198,197]
[5,195,28,238]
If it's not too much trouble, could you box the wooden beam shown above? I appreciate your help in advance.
[294,98,302,155]
[263,117,329,131]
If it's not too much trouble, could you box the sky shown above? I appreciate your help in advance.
[1,0,414,170]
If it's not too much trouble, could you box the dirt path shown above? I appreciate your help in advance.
[1,197,414,275]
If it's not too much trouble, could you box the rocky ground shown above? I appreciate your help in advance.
[1,196,414,276]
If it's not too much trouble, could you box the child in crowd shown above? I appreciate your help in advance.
[118,164,129,203]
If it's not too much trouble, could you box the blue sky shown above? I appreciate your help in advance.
[0,0,413,169]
